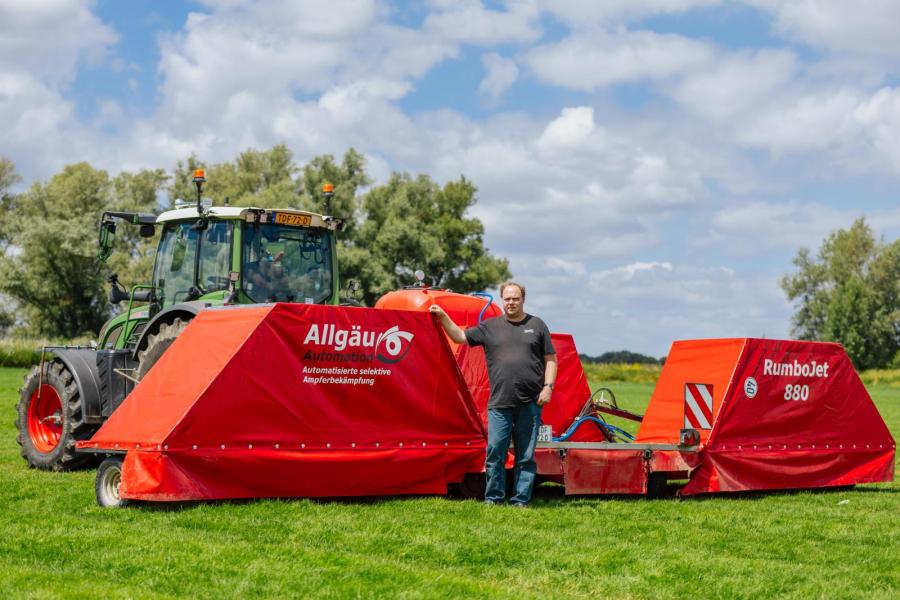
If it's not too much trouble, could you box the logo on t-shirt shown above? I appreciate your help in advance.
[524,329,534,334]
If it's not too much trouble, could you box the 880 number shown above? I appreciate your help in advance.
[784,384,809,401]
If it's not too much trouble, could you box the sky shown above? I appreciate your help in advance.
[2,0,899,357]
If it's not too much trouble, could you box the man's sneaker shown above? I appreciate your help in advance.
[509,502,529,509]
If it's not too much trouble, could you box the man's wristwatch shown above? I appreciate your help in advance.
[544,383,554,390]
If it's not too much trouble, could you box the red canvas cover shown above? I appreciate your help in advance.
[656,339,896,494]
[83,304,486,501]
[636,338,746,444]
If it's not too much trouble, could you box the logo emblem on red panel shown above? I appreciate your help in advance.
[374,326,414,364]
[684,382,714,429]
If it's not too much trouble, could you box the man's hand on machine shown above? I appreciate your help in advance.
[538,384,552,406]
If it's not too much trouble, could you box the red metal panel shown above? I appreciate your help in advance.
[682,339,896,494]
[681,448,894,494]
[563,450,647,495]
[88,304,488,500]
[121,447,486,501]
[636,338,746,444]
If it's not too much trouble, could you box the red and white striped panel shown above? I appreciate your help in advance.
[684,383,714,429]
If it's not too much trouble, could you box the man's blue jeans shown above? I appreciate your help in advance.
[485,402,542,505]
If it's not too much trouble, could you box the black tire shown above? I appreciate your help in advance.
[96,456,130,508]
[15,359,99,471]
[136,317,189,380]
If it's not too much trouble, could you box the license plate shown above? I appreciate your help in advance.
[538,425,553,442]
[273,213,312,226]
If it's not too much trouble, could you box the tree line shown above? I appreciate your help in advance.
[0,147,510,339]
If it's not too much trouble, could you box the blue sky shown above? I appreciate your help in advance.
[2,0,899,356]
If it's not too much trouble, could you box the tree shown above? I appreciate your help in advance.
[345,173,511,306]
[0,157,21,332]
[0,163,113,338]
[781,218,899,369]
[0,162,168,339]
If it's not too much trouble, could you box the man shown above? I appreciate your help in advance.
[430,282,557,507]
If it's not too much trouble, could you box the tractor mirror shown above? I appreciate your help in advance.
[98,220,117,262]
[139,224,156,238]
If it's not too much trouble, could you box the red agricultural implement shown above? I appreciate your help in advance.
[78,290,895,507]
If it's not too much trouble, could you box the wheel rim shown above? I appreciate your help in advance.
[27,384,63,453]
[102,466,122,504]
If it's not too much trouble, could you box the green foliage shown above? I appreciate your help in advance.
[860,368,900,388]
[782,218,900,369]
[0,162,166,338]
[581,361,662,384]
[0,367,897,599]
[580,350,661,365]
[0,163,113,338]
[346,173,511,305]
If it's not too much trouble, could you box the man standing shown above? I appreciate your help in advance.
[430,282,557,506]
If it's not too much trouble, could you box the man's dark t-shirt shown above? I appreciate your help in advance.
[465,314,555,409]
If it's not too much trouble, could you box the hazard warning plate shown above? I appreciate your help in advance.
[684,382,713,429]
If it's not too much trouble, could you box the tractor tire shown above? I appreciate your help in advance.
[16,359,99,471]
[96,456,130,508]
[135,317,189,380]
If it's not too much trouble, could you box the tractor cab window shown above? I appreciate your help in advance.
[241,222,333,303]
[153,220,233,308]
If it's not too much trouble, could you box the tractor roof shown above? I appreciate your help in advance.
[156,206,335,229]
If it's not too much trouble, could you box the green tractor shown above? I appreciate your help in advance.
[15,171,346,470]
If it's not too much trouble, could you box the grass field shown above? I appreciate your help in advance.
[1,367,897,599]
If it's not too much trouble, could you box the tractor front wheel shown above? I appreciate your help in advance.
[96,456,130,508]
[136,317,189,380]
[16,360,98,471]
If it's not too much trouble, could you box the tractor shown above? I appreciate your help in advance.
[15,170,347,471]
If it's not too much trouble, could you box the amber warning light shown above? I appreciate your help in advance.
[322,183,334,193]
[193,169,206,183]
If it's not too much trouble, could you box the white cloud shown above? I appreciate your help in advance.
[733,85,900,176]
[478,53,519,104]
[526,30,714,90]
[540,0,722,29]
[537,106,595,151]
[669,49,796,120]
[425,0,540,45]
[0,0,117,83]
[711,200,900,253]
[749,0,900,59]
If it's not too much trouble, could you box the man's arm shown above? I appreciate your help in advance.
[429,305,469,345]
[537,353,558,406]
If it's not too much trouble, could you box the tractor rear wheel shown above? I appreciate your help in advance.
[135,317,189,380]
[96,456,130,508]
[16,359,98,471]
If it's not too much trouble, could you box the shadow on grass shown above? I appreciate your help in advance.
[119,480,897,512]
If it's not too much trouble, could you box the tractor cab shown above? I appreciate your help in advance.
[152,206,339,308]
[96,173,342,352]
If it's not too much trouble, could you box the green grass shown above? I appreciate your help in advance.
[1,367,898,599]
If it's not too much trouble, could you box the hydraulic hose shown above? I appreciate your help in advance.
[552,415,635,442]
[470,292,494,323]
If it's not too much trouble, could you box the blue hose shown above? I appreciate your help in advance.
[470,292,494,323]
[552,415,635,442]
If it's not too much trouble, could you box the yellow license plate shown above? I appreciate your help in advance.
[274,213,312,226]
